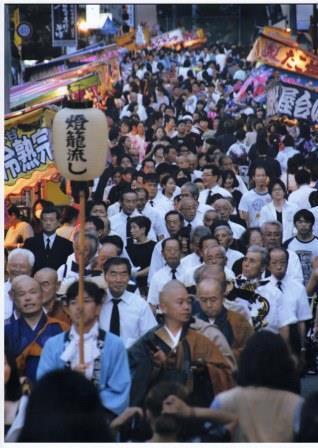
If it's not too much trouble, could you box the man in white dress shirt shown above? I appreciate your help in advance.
[100,257,157,348]
[199,164,232,205]
[288,169,316,210]
[214,225,244,270]
[261,221,304,284]
[180,181,212,220]
[109,189,141,242]
[231,246,290,333]
[135,187,166,240]
[179,197,203,233]
[142,173,160,207]
[148,210,184,282]
[147,238,187,309]
[184,242,236,290]
[180,226,211,272]
[275,134,299,174]
[267,247,312,361]
[212,198,246,239]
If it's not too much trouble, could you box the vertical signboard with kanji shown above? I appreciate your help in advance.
[52,5,77,47]
[5,109,57,189]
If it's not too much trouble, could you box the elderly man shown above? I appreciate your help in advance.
[196,278,254,361]
[261,221,304,283]
[34,268,70,325]
[229,245,289,333]
[180,182,211,216]
[5,248,35,320]
[147,238,187,309]
[148,210,184,283]
[179,197,203,233]
[267,247,312,360]
[129,280,234,407]
[5,275,68,382]
[57,232,101,290]
[214,224,244,270]
[184,240,236,291]
[213,198,245,239]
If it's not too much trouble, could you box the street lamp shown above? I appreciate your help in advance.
[77,19,88,33]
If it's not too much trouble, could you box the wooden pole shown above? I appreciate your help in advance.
[78,189,86,364]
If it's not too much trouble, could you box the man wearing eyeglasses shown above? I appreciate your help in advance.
[198,164,232,205]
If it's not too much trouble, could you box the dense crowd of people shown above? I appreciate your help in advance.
[4,41,318,442]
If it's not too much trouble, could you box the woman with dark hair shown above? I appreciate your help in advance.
[259,178,298,241]
[210,331,303,442]
[56,205,79,241]
[18,370,113,442]
[5,350,28,442]
[154,174,177,216]
[178,227,191,259]
[221,170,242,211]
[125,216,156,296]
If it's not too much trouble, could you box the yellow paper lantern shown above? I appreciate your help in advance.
[52,101,108,181]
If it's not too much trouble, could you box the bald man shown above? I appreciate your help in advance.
[128,280,234,407]
[34,268,70,325]
[5,275,68,382]
[194,264,252,322]
[196,279,254,361]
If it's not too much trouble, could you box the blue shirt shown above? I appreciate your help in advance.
[36,329,131,415]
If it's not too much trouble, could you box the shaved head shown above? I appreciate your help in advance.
[34,268,59,306]
[11,275,40,294]
[34,267,58,282]
[197,278,223,297]
[10,275,43,316]
[194,264,226,291]
[159,280,187,306]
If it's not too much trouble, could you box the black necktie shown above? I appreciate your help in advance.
[110,299,121,336]
[277,281,283,291]
[185,222,192,233]
[71,261,100,277]
[150,200,154,207]
[171,268,177,279]
[45,237,50,252]
[206,189,213,205]
[126,216,132,238]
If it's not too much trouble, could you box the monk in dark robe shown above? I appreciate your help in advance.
[128,280,234,407]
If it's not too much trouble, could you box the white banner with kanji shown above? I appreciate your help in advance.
[267,81,318,124]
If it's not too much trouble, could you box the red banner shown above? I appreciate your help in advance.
[248,35,318,80]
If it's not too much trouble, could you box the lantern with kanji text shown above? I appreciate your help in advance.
[52,101,108,181]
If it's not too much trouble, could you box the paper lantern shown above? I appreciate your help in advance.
[52,101,108,181]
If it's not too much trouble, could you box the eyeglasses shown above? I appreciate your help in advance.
[199,297,219,305]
